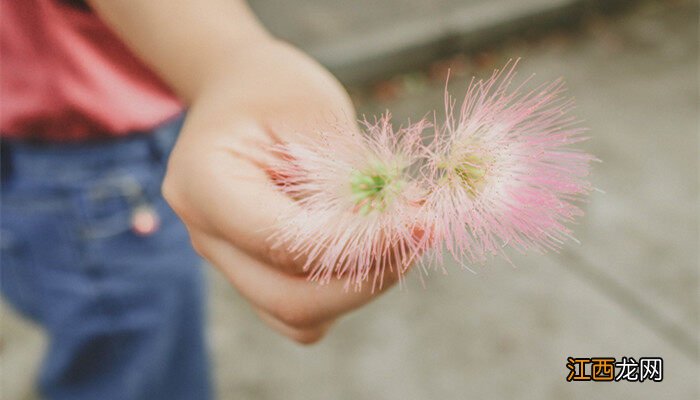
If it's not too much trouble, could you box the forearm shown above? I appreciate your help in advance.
[88,0,352,137]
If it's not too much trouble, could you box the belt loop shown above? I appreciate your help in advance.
[147,111,186,164]
[146,131,166,164]
[1,139,13,182]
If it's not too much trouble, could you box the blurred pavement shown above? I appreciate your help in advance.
[250,0,637,84]
[1,1,698,399]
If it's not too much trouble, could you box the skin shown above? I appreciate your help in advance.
[87,0,413,344]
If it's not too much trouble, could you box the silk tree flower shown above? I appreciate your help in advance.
[420,60,595,269]
[267,116,430,291]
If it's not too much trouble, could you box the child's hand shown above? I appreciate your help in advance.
[163,41,409,344]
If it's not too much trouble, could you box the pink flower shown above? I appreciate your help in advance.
[264,60,595,287]
[421,60,595,269]
[268,115,429,291]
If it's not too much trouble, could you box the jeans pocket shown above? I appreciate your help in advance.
[80,160,198,274]
[81,161,165,240]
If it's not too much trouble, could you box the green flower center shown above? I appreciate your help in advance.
[454,154,488,196]
[438,148,489,197]
[350,165,400,215]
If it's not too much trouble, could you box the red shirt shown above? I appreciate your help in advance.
[0,0,183,141]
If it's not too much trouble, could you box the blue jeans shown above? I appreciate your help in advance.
[0,115,212,400]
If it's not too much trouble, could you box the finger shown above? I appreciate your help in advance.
[227,126,308,197]
[253,306,333,345]
[196,232,405,328]
[168,120,305,271]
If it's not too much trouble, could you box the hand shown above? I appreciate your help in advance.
[162,41,411,344]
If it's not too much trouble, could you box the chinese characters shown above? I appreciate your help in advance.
[566,356,663,382]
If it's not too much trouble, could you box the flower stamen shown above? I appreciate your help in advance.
[454,153,488,196]
[350,165,401,215]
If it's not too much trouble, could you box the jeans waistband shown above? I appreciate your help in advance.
[1,113,185,182]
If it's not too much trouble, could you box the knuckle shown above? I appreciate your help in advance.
[190,238,204,257]
[273,301,320,329]
[188,233,209,258]
[268,245,306,275]
[161,172,185,213]
[290,328,326,345]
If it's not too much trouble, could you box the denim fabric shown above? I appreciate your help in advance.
[0,114,212,400]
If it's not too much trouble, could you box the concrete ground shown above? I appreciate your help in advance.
[1,1,698,399]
